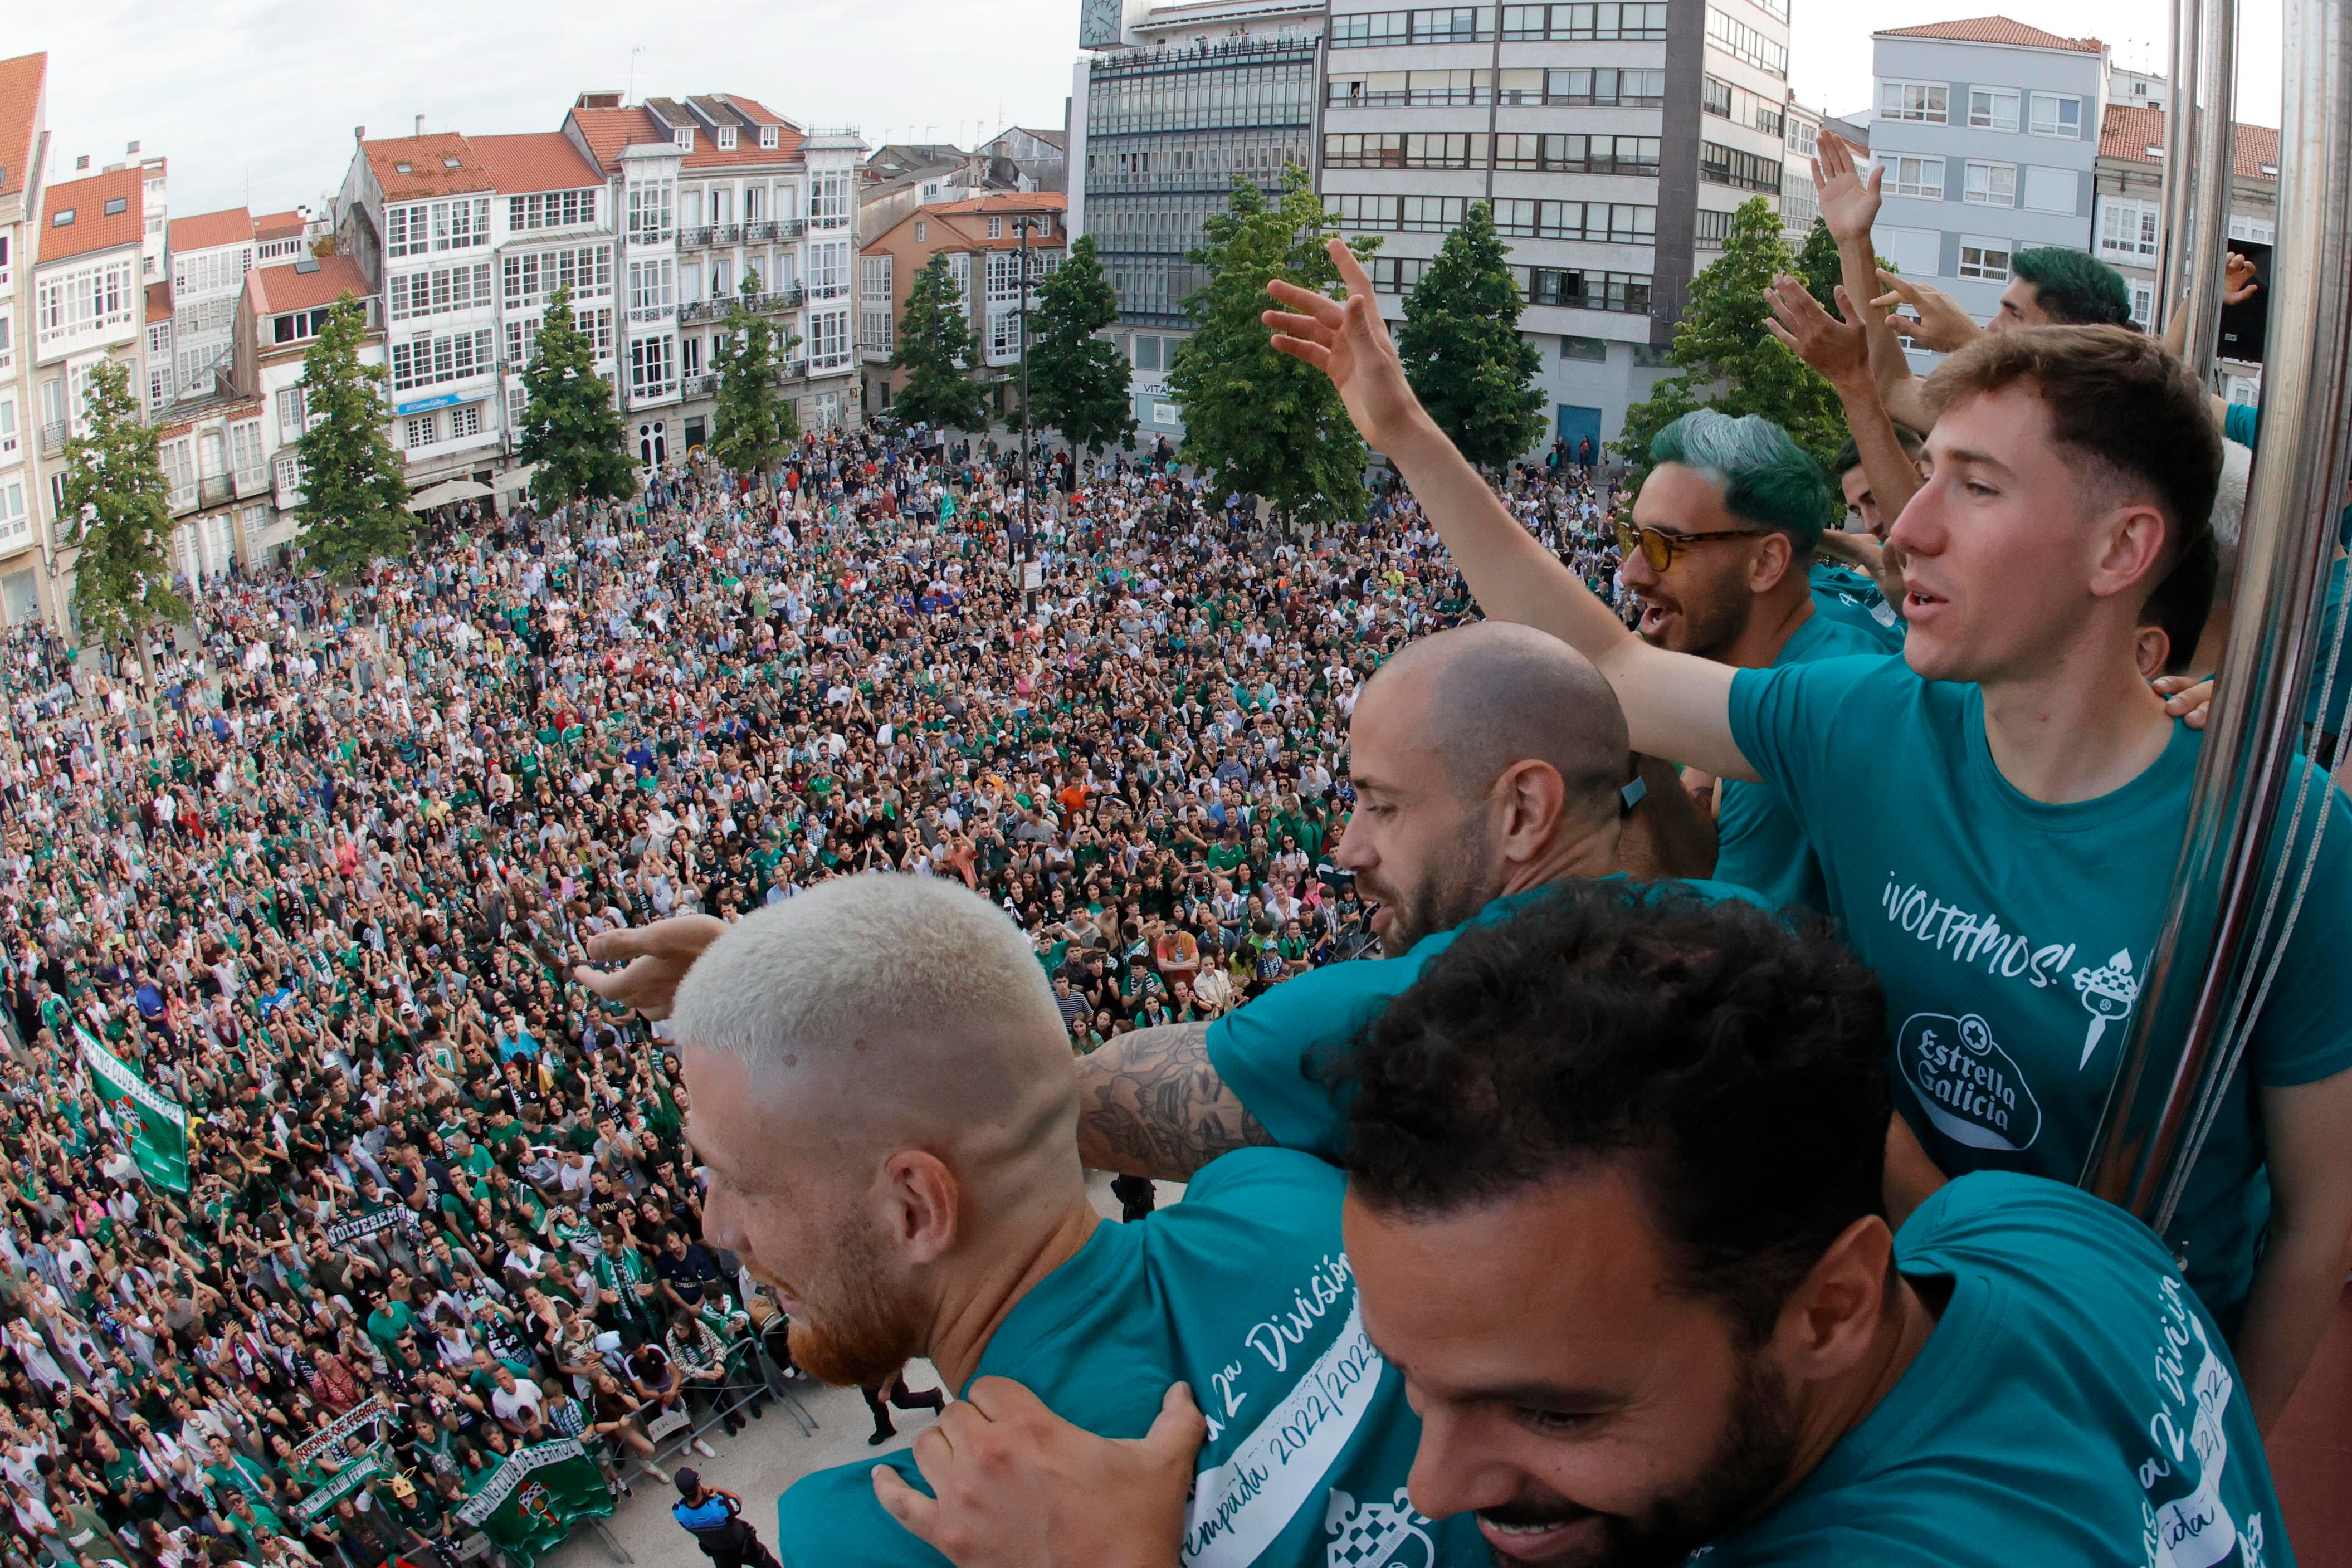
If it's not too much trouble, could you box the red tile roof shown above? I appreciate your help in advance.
[472,131,603,194]
[38,166,146,264]
[922,192,1067,215]
[0,52,42,202]
[565,106,667,176]
[363,133,494,200]
[169,207,255,253]
[246,253,373,317]
[252,209,307,240]
[2097,102,2282,177]
[147,281,171,323]
[1875,16,2103,53]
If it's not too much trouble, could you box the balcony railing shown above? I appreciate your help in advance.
[681,373,718,398]
[199,474,234,507]
[37,422,66,458]
[754,286,804,313]
[680,299,727,323]
[714,223,741,246]
[678,225,717,249]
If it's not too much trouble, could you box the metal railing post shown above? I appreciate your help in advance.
[2154,0,2205,337]
[2177,0,2239,385]
[2083,0,2352,1227]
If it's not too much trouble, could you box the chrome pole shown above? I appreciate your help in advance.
[2153,0,2205,336]
[2083,0,2352,1227]
[2176,0,2239,385]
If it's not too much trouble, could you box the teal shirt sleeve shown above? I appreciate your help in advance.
[1204,951,1435,1159]
[2223,400,2258,451]
[2244,755,2352,1089]
[775,1463,947,1568]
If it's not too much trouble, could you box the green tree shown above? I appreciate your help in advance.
[60,359,184,677]
[519,283,635,511]
[890,252,990,433]
[293,292,412,580]
[1614,198,1847,473]
[1027,233,1135,468]
[1793,217,1843,310]
[712,270,801,475]
[1169,167,1379,529]
[1394,201,1545,471]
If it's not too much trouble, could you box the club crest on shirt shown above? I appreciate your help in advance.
[1324,1488,1436,1568]
[1897,1011,2043,1152]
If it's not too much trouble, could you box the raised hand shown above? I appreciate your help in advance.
[2223,251,2261,307]
[1870,270,1980,354]
[570,914,727,1021]
[1764,275,1870,389]
[1263,239,1429,456]
[1811,132,1882,246]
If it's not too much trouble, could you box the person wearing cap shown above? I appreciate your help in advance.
[668,1471,779,1568]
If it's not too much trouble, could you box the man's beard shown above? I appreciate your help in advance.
[1364,811,1502,955]
[1634,583,1751,665]
[1481,1349,1802,1568]
[779,1213,928,1390]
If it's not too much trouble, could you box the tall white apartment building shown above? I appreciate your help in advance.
[165,209,256,402]
[1865,17,2106,370]
[1318,0,1794,456]
[0,51,46,626]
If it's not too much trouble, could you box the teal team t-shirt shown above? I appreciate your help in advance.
[774,1150,1480,1568]
[1712,613,1896,915]
[1809,559,1906,652]
[1701,1173,2295,1567]
[1728,654,2352,1321]
[1208,878,1765,1159]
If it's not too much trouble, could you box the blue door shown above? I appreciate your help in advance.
[1556,404,1602,461]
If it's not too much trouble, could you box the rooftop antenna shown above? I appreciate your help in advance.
[628,45,642,106]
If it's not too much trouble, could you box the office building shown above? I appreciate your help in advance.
[1068,0,1326,439]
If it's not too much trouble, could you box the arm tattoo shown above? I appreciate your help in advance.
[1076,1020,1273,1181]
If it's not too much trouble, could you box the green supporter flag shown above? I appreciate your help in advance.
[453,1440,613,1568]
[76,1027,189,1194]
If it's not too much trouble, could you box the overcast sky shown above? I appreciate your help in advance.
[2,0,2285,219]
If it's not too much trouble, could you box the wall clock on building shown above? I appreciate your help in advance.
[1080,0,1124,47]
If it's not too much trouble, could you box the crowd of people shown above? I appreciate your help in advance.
[0,401,1647,1568]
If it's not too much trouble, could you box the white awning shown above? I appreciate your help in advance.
[405,478,495,513]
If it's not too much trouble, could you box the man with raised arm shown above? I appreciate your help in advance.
[1258,237,2352,1432]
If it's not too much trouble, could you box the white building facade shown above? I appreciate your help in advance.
[1866,17,2106,370]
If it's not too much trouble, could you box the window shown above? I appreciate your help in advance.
[405,413,438,448]
[1367,256,1434,294]
[1879,226,1941,279]
[915,221,928,243]
[2028,93,2082,138]
[388,328,495,393]
[1788,119,1817,159]
[629,334,675,397]
[1414,6,1490,42]
[675,128,695,152]
[1489,199,1655,242]
[271,308,332,344]
[50,209,72,226]
[1707,11,1787,77]
[1134,334,1162,370]
[2228,216,2275,244]
[1492,133,1658,174]
[0,310,13,376]
[506,190,598,232]
[1497,3,1669,41]
[272,453,304,501]
[1331,9,1410,45]
[0,481,25,550]
[2099,199,2159,260]
[1549,67,1666,106]
[1695,207,1733,250]
[2023,166,2079,216]
[760,126,780,150]
[989,309,1021,360]
[1878,80,1948,124]
[385,197,490,258]
[861,255,892,301]
[809,242,849,300]
[627,181,676,243]
[987,216,1004,240]
[500,247,613,310]
[230,420,266,486]
[32,258,136,348]
[811,173,852,228]
[1968,87,2021,132]
[2129,281,2154,329]
[276,386,308,434]
[1958,238,2011,281]
[1883,155,1945,199]
[450,404,482,440]
[1561,335,1608,362]
[811,309,851,370]
[716,126,737,150]
[1519,267,1652,312]
[0,395,14,459]
[627,258,677,318]
[1963,162,2016,207]
[1701,143,1782,194]
[861,303,894,355]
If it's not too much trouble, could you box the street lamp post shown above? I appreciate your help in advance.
[1012,213,1043,619]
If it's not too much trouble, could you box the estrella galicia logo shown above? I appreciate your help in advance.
[1897,1012,2043,1152]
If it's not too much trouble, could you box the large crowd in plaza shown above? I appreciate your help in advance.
[0,129,2346,1568]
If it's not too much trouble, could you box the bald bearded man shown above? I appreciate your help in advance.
[1073,619,1765,1175]
[660,876,1485,1567]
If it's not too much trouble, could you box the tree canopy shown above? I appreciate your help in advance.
[519,283,635,512]
[1027,234,1136,465]
[61,359,184,660]
[889,252,990,433]
[294,292,412,580]
[1394,201,1546,471]
[712,270,800,475]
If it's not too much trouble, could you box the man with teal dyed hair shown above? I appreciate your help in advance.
[1619,410,1895,915]
[2003,245,2136,329]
